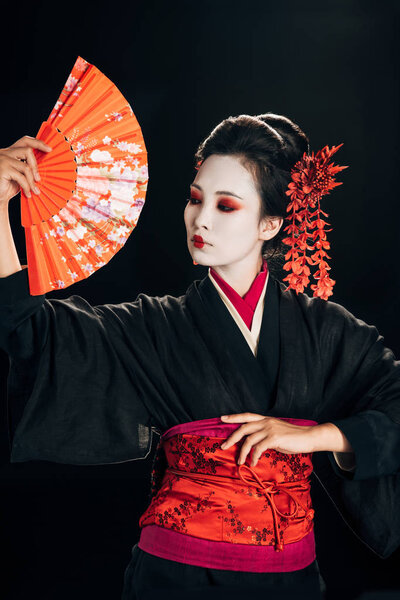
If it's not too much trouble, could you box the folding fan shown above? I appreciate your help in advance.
[20,55,148,295]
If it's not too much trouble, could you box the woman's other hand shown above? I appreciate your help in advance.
[0,136,52,205]
[219,412,353,467]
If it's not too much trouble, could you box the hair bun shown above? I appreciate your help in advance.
[256,112,310,167]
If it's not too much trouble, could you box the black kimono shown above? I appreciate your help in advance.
[1,266,400,597]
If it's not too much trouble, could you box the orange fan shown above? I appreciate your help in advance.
[20,55,148,295]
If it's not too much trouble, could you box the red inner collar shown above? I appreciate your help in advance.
[209,258,268,330]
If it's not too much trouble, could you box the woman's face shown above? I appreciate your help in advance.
[184,154,282,269]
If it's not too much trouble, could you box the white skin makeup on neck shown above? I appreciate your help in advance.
[184,154,283,297]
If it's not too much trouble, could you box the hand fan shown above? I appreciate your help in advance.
[20,55,148,295]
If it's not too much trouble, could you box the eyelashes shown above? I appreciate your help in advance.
[185,197,235,212]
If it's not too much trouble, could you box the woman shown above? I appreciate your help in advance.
[0,113,400,600]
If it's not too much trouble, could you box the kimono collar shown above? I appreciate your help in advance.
[208,258,269,330]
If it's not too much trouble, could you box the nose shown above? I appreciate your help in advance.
[193,203,213,231]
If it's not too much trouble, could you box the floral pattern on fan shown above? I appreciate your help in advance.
[21,56,148,295]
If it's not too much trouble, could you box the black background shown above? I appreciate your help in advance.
[0,1,399,598]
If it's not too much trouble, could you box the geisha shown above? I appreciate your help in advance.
[0,112,400,600]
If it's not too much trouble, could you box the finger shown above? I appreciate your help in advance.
[220,423,257,449]
[220,413,266,422]
[238,431,267,465]
[16,157,39,195]
[14,146,41,182]
[221,422,263,450]
[6,167,32,198]
[24,147,40,182]
[7,150,41,191]
[9,156,39,195]
[250,438,278,466]
[12,136,52,154]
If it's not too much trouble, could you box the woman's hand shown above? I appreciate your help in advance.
[219,412,351,467]
[0,136,52,205]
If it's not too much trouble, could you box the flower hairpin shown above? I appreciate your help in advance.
[282,144,348,300]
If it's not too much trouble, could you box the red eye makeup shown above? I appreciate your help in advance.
[187,188,243,211]
[217,198,243,210]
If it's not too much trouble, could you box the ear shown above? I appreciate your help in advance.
[259,216,283,242]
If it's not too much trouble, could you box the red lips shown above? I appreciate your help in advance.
[193,234,205,248]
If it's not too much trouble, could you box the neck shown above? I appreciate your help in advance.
[209,254,264,297]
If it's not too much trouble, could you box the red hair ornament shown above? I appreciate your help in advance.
[282,144,348,300]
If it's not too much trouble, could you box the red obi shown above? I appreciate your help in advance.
[139,417,319,572]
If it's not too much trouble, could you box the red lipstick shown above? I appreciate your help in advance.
[193,234,205,248]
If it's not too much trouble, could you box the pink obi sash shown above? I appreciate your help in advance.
[138,416,319,572]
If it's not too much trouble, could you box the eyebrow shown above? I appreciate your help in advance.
[190,183,243,200]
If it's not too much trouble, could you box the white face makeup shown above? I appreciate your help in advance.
[184,154,282,274]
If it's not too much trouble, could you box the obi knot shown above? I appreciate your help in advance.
[237,463,311,552]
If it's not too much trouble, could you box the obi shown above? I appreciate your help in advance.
[138,416,319,572]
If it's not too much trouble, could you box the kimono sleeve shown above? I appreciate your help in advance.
[0,267,164,465]
[314,297,400,558]
[327,411,400,481]
[317,299,400,481]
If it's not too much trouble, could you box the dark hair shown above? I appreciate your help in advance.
[194,113,310,272]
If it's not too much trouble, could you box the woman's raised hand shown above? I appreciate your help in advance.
[0,136,52,205]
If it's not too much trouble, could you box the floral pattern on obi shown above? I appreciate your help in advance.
[139,417,317,552]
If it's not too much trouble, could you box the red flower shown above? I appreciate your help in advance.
[282,144,348,300]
